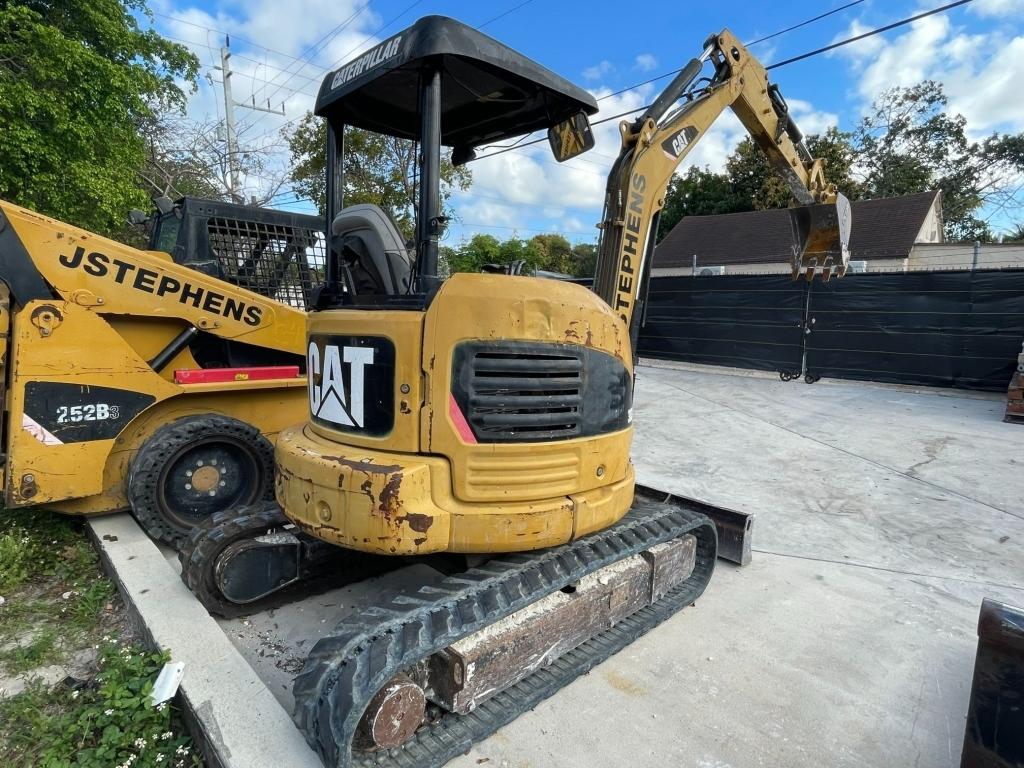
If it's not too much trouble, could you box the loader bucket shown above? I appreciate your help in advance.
[788,193,851,281]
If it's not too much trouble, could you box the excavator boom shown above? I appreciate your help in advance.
[591,29,852,341]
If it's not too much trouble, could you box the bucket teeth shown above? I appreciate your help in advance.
[788,192,852,281]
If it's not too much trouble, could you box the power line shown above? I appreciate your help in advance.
[245,0,428,145]
[745,0,866,46]
[151,11,309,66]
[598,0,867,103]
[256,4,371,111]
[472,0,976,164]
[770,0,974,69]
[478,0,536,30]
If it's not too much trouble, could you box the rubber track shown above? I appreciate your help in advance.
[292,495,718,767]
[179,501,288,618]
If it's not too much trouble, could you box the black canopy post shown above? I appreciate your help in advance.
[325,123,345,290]
[416,67,442,294]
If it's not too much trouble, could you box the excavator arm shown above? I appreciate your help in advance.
[591,28,852,342]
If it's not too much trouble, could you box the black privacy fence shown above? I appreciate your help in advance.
[637,270,1024,391]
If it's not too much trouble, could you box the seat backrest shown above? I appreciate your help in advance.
[332,204,412,295]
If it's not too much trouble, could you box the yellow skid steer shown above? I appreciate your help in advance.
[0,196,323,546]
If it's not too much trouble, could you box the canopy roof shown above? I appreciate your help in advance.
[314,16,598,149]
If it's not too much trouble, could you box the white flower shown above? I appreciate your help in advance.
[162,731,173,740]
[155,755,164,763]
[71,690,79,699]
[134,737,147,749]
[104,709,114,716]
[156,702,167,712]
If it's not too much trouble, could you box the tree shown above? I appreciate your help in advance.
[658,81,1024,244]
[286,112,472,239]
[657,129,863,241]
[657,167,744,241]
[446,233,502,274]
[570,242,598,277]
[0,0,199,236]
[529,234,574,273]
[1004,223,1024,243]
[852,81,1024,241]
[140,114,291,206]
[446,234,599,277]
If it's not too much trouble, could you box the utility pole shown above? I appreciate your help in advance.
[215,36,286,205]
[220,43,242,203]
[972,240,981,271]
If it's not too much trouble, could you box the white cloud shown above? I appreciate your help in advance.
[830,12,1024,134]
[634,53,658,71]
[827,19,885,61]
[582,60,614,80]
[152,0,382,204]
[785,99,840,137]
[970,0,1024,17]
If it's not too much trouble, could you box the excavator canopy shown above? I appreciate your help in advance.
[314,15,598,153]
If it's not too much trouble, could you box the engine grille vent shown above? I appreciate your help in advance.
[452,341,630,444]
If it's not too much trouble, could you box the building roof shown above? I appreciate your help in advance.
[654,190,941,268]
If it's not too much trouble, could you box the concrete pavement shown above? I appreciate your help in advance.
[133,363,1024,768]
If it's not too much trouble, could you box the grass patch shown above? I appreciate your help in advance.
[0,509,203,765]
[0,509,115,676]
[0,639,202,768]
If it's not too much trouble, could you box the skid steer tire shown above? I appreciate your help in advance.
[128,415,275,549]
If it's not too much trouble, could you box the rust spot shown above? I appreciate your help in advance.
[413,537,427,546]
[378,473,403,518]
[585,326,593,346]
[399,512,434,533]
[603,669,647,697]
[303,492,310,503]
[400,400,411,414]
[565,320,581,343]
[323,455,402,475]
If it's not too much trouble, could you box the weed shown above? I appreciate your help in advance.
[0,639,202,767]
[0,510,116,676]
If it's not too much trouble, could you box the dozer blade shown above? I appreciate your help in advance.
[788,192,852,281]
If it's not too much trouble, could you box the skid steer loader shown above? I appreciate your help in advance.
[180,17,851,766]
[0,195,324,546]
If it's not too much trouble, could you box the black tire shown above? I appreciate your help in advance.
[127,414,275,549]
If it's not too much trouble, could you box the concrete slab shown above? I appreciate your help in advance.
[88,514,322,768]
[103,364,1024,768]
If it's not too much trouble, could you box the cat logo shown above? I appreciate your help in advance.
[661,126,699,160]
[307,342,375,428]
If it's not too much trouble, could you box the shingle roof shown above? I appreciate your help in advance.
[654,190,941,268]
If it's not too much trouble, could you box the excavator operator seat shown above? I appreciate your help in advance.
[332,203,412,295]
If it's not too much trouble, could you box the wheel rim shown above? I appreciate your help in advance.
[157,436,263,530]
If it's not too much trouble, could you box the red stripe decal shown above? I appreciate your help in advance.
[448,394,478,444]
[174,365,301,384]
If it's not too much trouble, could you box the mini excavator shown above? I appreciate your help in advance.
[181,17,851,767]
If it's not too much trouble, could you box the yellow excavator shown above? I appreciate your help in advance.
[180,17,850,766]
[0,195,324,546]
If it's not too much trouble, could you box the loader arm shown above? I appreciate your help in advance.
[591,28,851,344]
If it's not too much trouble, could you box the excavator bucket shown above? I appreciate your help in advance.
[788,193,852,281]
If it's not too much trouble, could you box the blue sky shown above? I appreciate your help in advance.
[147,0,1024,242]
